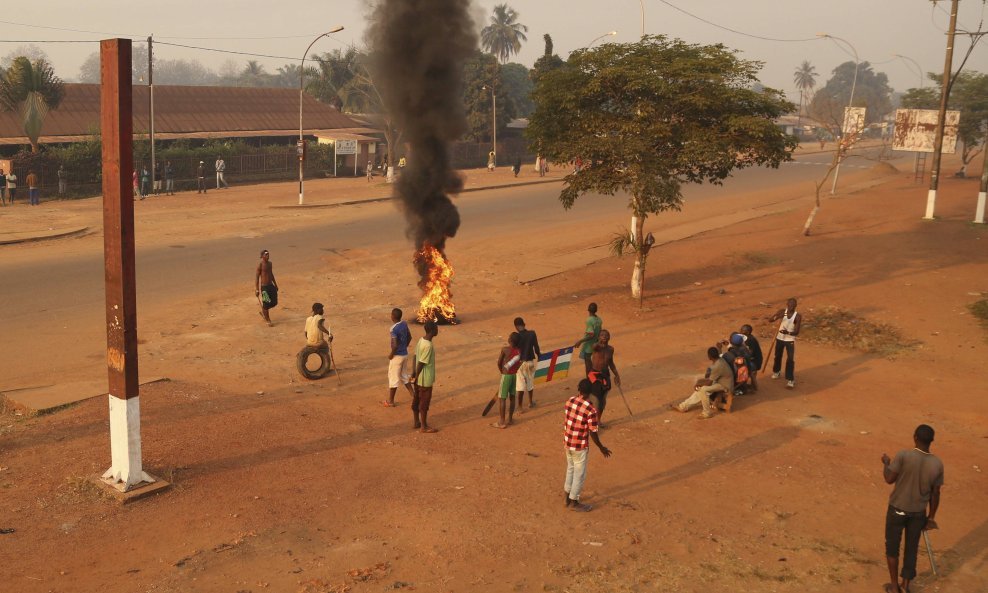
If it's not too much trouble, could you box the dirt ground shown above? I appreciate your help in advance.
[1,155,987,593]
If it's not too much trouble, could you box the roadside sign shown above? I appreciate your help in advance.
[336,139,357,155]
[296,140,306,160]
[892,109,960,153]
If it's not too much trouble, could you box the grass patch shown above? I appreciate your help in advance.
[970,298,988,327]
[802,307,918,355]
[741,252,779,266]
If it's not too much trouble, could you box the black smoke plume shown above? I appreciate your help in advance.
[367,0,476,255]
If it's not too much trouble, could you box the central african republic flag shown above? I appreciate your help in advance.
[534,347,573,384]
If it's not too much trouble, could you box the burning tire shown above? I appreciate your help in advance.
[296,346,331,380]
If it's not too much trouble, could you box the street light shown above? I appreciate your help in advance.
[299,26,344,205]
[481,84,496,167]
[817,33,859,195]
[588,31,617,47]
[638,0,645,37]
[893,54,924,88]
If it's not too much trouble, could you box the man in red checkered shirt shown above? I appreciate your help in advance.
[564,378,612,512]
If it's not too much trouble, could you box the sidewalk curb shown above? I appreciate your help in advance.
[269,177,563,210]
[0,226,90,246]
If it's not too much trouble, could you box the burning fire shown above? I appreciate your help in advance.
[415,244,456,323]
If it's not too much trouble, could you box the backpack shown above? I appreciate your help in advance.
[732,354,750,385]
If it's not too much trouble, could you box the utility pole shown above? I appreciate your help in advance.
[99,38,153,492]
[925,0,959,220]
[148,35,155,195]
[976,137,987,223]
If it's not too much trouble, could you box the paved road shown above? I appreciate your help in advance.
[0,149,907,387]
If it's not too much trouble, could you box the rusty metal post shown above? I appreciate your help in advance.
[925,0,959,220]
[100,38,152,491]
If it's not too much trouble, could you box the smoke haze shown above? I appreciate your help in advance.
[367,0,477,252]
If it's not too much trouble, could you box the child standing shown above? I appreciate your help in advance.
[493,332,521,428]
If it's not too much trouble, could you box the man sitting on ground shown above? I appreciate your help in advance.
[674,347,734,419]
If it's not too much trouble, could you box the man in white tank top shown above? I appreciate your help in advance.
[768,298,801,388]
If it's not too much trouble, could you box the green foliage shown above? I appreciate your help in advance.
[500,62,534,117]
[307,46,360,109]
[527,35,796,217]
[462,52,518,143]
[900,87,939,109]
[0,56,66,152]
[808,61,893,127]
[480,4,529,63]
[793,60,818,94]
[531,34,564,86]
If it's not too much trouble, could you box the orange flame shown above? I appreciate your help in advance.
[415,244,456,322]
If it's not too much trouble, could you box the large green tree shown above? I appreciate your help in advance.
[307,46,360,109]
[462,51,517,143]
[0,56,65,153]
[809,61,892,131]
[480,4,528,64]
[527,35,795,299]
[530,33,564,85]
[500,62,534,117]
[902,71,988,176]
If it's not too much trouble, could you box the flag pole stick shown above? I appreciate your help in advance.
[923,530,938,576]
[616,384,633,416]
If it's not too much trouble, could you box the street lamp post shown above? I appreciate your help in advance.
[482,84,496,167]
[817,33,859,195]
[894,54,924,178]
[587,31,617,47]
[299,26,344,205]
[638,0,645,37]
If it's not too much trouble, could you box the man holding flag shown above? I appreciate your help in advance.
[514,317,541,410]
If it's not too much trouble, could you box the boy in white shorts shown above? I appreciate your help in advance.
[384,308,414,407]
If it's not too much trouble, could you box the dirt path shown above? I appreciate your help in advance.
[1,156,986,593]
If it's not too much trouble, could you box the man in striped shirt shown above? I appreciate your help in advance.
[563,379,612,512]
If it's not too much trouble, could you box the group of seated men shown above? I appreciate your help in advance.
[672,324,763,419]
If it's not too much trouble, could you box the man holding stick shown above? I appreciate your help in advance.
[881,424,944,593]
[768,298,801,389]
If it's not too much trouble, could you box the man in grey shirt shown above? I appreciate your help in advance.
[881,424,944,593]
[673,347,733,419]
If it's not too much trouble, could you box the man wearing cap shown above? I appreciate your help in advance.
[196,161,208,194]
[255,249,278,325]
[881,424,944,593]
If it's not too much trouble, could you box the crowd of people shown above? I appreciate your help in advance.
[257,252,945,584]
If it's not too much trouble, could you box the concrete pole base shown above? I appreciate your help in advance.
[975,191,986,224]
[923,189,937,220]
[95,472,170,503]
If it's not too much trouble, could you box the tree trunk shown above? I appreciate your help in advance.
[629,214,646,299]
[631,259,643,299]
[802,205,819,236]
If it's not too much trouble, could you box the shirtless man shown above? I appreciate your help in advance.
[255,250,279,326]
[587,329,621,422]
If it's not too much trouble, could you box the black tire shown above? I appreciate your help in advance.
[297,346,331,380]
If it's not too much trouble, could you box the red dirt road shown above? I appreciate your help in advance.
[1,160,986,593]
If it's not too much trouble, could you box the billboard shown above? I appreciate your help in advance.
[892,109,959,153]
[335,139,358,155]
[842,107,866,137]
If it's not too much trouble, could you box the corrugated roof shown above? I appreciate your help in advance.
[0,83,375,143]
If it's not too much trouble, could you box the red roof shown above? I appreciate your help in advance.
[0,83,368,145]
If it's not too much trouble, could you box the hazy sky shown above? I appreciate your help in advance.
[2,0,987,99]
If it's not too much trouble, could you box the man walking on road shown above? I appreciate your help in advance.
[573,302,602,375]
[514,317,541,411]
[384,308,414,408]
[881,424,944,593]
[215,156,229,189]
[255,249,278,326]
[197,161,208,194]
[768,298,801,389]
[411,320,439,433]
[563,378,611,512]
[57,165,67,196]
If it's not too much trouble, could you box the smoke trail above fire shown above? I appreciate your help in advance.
[367,0,477,252]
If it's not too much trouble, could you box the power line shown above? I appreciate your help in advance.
[654,0,818,43]
[0,17,334,43]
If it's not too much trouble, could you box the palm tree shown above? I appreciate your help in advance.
[793,61,818,130]
[0,57,65,153]
[480,4,528,64]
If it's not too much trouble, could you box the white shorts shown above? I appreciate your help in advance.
[388,354,411,388]
[517,359,537,392]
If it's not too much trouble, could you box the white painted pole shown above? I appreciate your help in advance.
[975,191,986,224]
[103,395,152,487]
